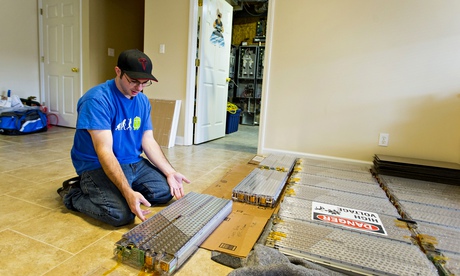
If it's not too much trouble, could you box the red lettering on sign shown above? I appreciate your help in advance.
[317,215,380,231]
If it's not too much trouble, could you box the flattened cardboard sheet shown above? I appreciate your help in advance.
[202,164,254,200]
[149,99,181,148]
[201,159,277,257]
[201,206,271,256]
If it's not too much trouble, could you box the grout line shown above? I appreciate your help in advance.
[3,194,55,210]
[8,228,75,256]
[70,231,114,256]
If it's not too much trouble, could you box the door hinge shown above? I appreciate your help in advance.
[198,0,203,7]
[193,116,197,124]
[195,58,200,67]
[41,56,45,62]
[40,8,43,15]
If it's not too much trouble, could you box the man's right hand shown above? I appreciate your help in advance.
[125,190,152,222]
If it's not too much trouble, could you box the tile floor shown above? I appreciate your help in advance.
[0,124,259,276]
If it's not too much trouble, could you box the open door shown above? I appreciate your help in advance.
[40,0,82,128]
[193,0,233,144]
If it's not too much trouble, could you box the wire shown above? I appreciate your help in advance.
[227,102,239,114]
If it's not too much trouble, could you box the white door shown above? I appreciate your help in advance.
[41,0,81,128]
[194,0,233,144]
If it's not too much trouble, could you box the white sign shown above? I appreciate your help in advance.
[312,201,387,235]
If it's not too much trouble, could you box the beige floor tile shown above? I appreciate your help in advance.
[43,231,141,276]
[0,156,34,173]
[185,169,230,194]
[6,149,71,165]
[0,196,52,231]
[4,159,76,183]
[174,168,210,183]
[0,229,73,275]
[175,248,233,276]
[11,209,117,254]
[6,176,74,209]
[0,173,38,194]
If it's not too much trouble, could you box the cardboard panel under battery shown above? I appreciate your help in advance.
[149,99,181,148]
[201,160,277,258]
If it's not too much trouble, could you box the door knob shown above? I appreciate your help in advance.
[71,67,79,73]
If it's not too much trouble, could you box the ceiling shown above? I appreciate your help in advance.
[225,0,269,18]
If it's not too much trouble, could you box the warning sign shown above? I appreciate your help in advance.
[312,201,387,235]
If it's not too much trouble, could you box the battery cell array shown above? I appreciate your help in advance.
[378,175,460,276]
[258,154,297,172]
[270,218,437,275]
[115,192,232,275]
[232,168,289,207]
[231,154,297,207]
[267,158,441,275]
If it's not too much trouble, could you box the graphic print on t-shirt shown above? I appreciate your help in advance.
[115,116,141,131]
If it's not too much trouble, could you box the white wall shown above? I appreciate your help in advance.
[0,0,40,101]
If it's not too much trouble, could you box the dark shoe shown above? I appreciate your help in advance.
[62,176,81,189]
[57,176,81,199]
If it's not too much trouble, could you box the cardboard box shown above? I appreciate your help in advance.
[201,157,277,258]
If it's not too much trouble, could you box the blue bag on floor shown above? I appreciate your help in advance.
[0,108,48,135]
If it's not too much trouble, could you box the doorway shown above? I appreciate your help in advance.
[223,1,269,148]
[193,0,234,145]
[183,0,271,149]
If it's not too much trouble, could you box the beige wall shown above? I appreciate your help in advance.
[261,0,460,163]
[143,0,190,139]
[86,0,144,90]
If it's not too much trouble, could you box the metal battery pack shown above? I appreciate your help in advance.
[268,218,438,276]
[231,168,289,207]
[231,154,297,207]
[266,157,442,275]
[258,154,297,172]
[114,192,232,275]
[378,175,460,275]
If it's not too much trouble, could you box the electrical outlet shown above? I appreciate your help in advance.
[379,133,389,147]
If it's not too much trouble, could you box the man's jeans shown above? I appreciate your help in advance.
[64,158,173,226]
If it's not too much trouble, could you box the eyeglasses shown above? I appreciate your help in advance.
[122,72,153,87]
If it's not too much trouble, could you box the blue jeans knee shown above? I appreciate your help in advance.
[129,159,173,204]
[64,169,135,226]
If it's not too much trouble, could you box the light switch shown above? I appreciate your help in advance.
[159,44,165,54]
[108,48,115,57]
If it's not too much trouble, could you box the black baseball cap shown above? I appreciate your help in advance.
[117,49,158,82]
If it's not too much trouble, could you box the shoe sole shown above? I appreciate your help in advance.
[57,185,71,198]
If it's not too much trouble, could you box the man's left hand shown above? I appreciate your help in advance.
[167,172,190,199]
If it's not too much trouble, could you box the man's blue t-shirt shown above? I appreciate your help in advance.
[71,79,153,175]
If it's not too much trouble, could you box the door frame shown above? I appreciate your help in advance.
[184,0,200,145]
[38,0,44,103]
[184,0,272,149]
